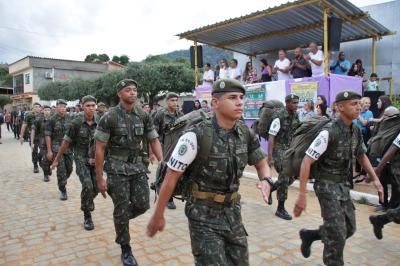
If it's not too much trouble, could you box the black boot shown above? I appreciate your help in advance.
[43,174,49,182]
[83,211,94,231]
[121,244,138,266]
[33,163,39,173]
[299,229,321,258]
[275,200,292,220]
[369,215,390,240]
[167,198,176,209]
[59,187,68,201]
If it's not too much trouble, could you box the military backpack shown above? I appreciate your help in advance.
[255,100,284,139]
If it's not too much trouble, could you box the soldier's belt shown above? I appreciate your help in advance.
[192,191,240,204]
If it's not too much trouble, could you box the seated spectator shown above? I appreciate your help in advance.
[259,59,272,82]
[228,59,242,80]
[290,47,309,78]
[315,103,329,118]
[329,51,351,75]
[202,63,214,85]
[353,97,373,144]
[299,100,315,121]
[273,49,291,80]
[365,73,379,91]
[347,59,365,78]
[217,59,229,79]
[243,61,257,84]
[304,42,324,77]
[194,100,201,110]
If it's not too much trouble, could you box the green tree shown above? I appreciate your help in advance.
[97,54,110,62]
[0,95,11,109]
[84,53,98,62]
[84,53,110,63]
[112,55,120,63]
[119,55,129,65]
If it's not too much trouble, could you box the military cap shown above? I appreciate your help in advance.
[81,95,97,104]
[116,79,138,91]
[285,93,299,102]
[43,105,51,109]
[212,78,246,95]
[166,92,179,100]
[56,99,67,105]
[335,90,361,103]
[33,102,42,107]
[97,102,106,107]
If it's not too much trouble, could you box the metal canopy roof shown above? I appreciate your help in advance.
[177,0,395,56]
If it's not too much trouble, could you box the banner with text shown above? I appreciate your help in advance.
[244,83,266,119]
[289,82,318,107]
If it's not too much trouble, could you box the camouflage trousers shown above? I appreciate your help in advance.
[54,150,73,190]
[75,157,98,212]
[38,147,52,175]
[31,141,39,165]
[106,173,150,245]
[185,201,249,266]
[273,149,295,202]
[317,196,356,266]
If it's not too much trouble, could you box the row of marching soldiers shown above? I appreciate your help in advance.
[19,77,399,266]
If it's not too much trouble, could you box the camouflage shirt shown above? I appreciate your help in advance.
[94,103,158,175]
[269,108,300,150]
[45,113,72,150]
[153,108,183,144]
[32,115,50,149]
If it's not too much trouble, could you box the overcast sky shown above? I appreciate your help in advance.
[0,0,393,64]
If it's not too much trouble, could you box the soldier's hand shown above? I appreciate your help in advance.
[372,179,384,203]
[19,137,24,145]
[257,180,272,205]
[97,178,107,198]
[149,154,157,164]
[47,152,53,161]
[146,215,165,237]
[373,167,381,178]
[294,194,307,217]
[88,158,95,165]
[50,160,58,170]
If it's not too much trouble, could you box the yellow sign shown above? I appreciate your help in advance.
[290,82,318,107]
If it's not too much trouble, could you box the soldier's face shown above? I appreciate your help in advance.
[118,85,137,104]
[167,98,178,110]
[32,105,40,113]
[57,104,67,116]
[83,101,96,117]
[43,108,51,117]
[213,92,244,120]
[286,99,299,113]
[98,106,107,113]
[337,99,361,120]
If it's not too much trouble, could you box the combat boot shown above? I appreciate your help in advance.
[275,200,292,220]
[167,199,176,209]
[83,211,94,231]
[59,187,68,201]
[369,215,389,240]
[43,174,49,182]
[121,244,138,266]
[33,163,39,173]
[299,229,321,258]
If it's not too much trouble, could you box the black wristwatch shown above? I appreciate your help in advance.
[261,177,274,186]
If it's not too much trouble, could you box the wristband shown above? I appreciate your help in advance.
[261,177,274,187]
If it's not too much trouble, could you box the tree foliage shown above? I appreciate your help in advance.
[0,67,12,87]
[0,95,12,108]
[38,61,195,106]
[84,53,110,63]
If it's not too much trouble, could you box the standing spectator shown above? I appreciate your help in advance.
[329,51,351,75]
[365,73,379,91]
[243,61,257,84]
[5,110,11,131]
[347,59,365,78]
[202,63,214,85]
[259,59,272,82]
[315,104,329,118]
[273,50,291,80]
[353,97,373,144]
[228,59,242,80]
[194,100,201,110]
[218,59,229,79]
[372,95,392,123]
[290,47,309,79]
[214,64,220,81]
[201,100,210,112]
[304,42,324,77]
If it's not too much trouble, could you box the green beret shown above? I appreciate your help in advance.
[116,79,138,91]
[97,102,106,107]
[285,93,299,102]
[56,99,67,105]
[212,78,246,95]
[335,90,361,103]
[166,92,179,100]
[81,95,97,105]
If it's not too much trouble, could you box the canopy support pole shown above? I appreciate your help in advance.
[372,36,377,73]
[194,41,199,87]
[323,7,329,76]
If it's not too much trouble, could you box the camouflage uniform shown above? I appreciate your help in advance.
[270,108,300,201]
[183,117,265,265]
[94,104,158,245]
[32,115,51,176]
[24,111,41,165]
[153,107,183,149]
[64,113,99,212]
[45,113,73,191]
[312,118,365,266]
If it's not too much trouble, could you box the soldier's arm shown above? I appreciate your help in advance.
[149,138,163,162]
[267,117,280,166]
[44,119,53,154]
[30,128,35,148]
[94,114,111,198]
[144,111,162,161]
[19,123,27,144]
[52,140,70,167]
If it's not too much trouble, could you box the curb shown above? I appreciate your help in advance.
[242,171,379,205]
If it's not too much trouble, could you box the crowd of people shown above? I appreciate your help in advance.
[0,72,398,266]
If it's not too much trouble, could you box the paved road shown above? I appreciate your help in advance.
[0,125,399,265]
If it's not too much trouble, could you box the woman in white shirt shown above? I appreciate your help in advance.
[217,59,229,79]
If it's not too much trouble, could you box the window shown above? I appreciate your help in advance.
[25,73,30,84]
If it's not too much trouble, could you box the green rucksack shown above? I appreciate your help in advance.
[257,100,284,139]
[368,114,400,160]
[152,110,213,200]
[283,116,332,177]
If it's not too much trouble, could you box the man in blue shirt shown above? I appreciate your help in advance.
[330,52,351,75]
